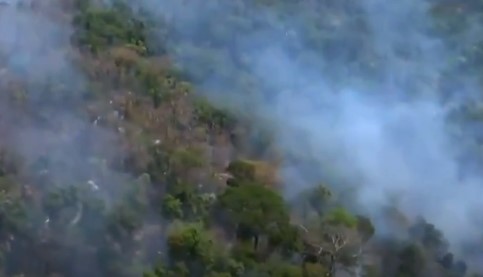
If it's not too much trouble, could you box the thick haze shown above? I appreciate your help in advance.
[1,0,483,273]
[0,0,131,203]
[0,2,137,276]
[134,0,483,259]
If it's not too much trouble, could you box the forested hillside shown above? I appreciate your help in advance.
[0,0,482,276]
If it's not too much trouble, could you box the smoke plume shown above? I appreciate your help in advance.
[0,1,143,276]
[133,0,483,265]
[2,0,483,274]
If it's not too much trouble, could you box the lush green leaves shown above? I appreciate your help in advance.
[217,183,289,240]
[325,207,358,229]
[73,3,148,53]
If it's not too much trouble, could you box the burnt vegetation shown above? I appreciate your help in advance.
[0,0,481,277]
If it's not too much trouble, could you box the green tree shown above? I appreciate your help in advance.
[303,262,329,277]
[409,218,447,257]
[162,194,183,219]
[356,215,375,243]
[163,221,241,276]
[225,160,257,183]
[164,181,213,221]
[73,2,149,53]
[396,244,425,277]
[307,185,332,215]
[194,99,235,130]
[217,183,292,251]
[295,184,333,220]
[301,207,362,276]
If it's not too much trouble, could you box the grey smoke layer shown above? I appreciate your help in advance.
[0,2,135,275]
[134,0,483,259]
[0,1,130,202]
[2,0,482,272]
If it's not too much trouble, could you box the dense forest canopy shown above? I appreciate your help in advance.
[0,0,481,276]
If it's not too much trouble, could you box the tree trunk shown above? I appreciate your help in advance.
[254,234,259,250]
[326,254,336,277]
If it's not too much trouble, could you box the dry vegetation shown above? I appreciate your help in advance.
[0,0,480,277]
